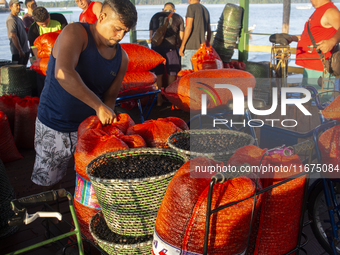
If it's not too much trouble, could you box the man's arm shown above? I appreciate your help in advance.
[10,32,25,58]
[179,17,193,57]
[92,2,102,19]
[318,8,340,53]
[53,23,116,125]
[206,21,211,45]
[102,49,128,114]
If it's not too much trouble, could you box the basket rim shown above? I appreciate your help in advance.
[167,129,255,157]
[86,147,188,184]
[89,211,153,248]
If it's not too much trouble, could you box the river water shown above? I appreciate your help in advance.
[0,3,337,64]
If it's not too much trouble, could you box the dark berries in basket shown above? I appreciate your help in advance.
[92,212,152,244]
[91,154,183,179]
[173,134,251,153]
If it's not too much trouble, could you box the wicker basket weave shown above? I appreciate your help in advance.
[167,129,255,163]
[86,148,188,237]
[0,65,32,98]
[90,211,153,255]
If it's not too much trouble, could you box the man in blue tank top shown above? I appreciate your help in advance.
[31,0,137,189]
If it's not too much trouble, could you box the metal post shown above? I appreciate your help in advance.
[239,0,249,63]
[129,0,137,43]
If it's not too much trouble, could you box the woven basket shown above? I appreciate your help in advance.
[90,211,153,255]
[86,148,188,236]
[167,129,255,163]
[0,65,32,98]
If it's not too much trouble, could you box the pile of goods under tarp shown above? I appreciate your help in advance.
[227,145,306,254]
[74,114,188,242]
[30,33,164,109]
[153,157,261,255]
[0,95,39,163]
[162,68,256,112]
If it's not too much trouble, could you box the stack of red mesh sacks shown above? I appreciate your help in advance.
[0,95,39,163]
[74,114,188,240]
[30,30,61,76]
[227,145,306,254]
[153,157,262,255]
[118,43,166,110]
[319,96,340,178]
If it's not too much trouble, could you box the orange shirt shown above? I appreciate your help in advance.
[79,1,97,24]
[295,2,338,71]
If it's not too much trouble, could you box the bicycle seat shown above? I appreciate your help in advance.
[269,33,293,46]
[226,98,266,112]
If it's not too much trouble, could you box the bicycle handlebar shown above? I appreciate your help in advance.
[11,189,66,211]
[290,139,315,155]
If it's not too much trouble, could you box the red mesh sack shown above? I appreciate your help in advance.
[177,69,195,79]
[158,116,189,130]
[0,111,23,163]
[117,134,147,148]
[191,43,223,71]
[120,71,157,91]
[126,119,182,148]
[227,145,305,255]
[154,157,261,255]
[33,30,61,58]
[318,125,340,178]
[322,95,340,120]
[229,61,246,70]
[77,113,135,138]
[14,96,39,149]
[74,129,129,181]
[0,94,20,134]
[30,58,49,76]
[74,199,100,242]
[163,69,256,112]
[121,43,166,72]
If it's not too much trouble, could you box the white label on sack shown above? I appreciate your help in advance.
[216,59,224,69]
[153,229,246,255]
[152,230,201,255]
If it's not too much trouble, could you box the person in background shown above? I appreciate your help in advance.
[149,2,184,106]
[6,0,30,66]
[22,0,37,32]
[292,0,340,102]
[28,6,68,96]
[76,0,102,23]
[31,0,137,190]
[179,0,211,70]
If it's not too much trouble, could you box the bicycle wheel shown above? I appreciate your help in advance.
[308,180,340,254]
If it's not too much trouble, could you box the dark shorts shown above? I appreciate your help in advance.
[12,52,30,66]
[151,46,181,76]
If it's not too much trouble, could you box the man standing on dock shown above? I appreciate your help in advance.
[149,2,184,106]
[76,0,102,23]
[28,6,68,96]
[294,0,340,101]
[31,0,137,189]
[6,0,30,65]
[179,0,211,70]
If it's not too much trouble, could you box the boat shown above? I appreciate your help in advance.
[296,4,312,9]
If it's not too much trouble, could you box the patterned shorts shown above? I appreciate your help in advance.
[31,118,77,186]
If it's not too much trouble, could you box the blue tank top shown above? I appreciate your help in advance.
[37,23,122,132]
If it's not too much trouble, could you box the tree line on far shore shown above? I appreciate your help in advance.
[36,0,313,8]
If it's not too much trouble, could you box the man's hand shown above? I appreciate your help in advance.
[317,38,337,54]
[96,104,117,125]
[19,49,25,58]
[179,46,184,57]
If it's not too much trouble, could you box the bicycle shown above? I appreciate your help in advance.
[5,189,84,255]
